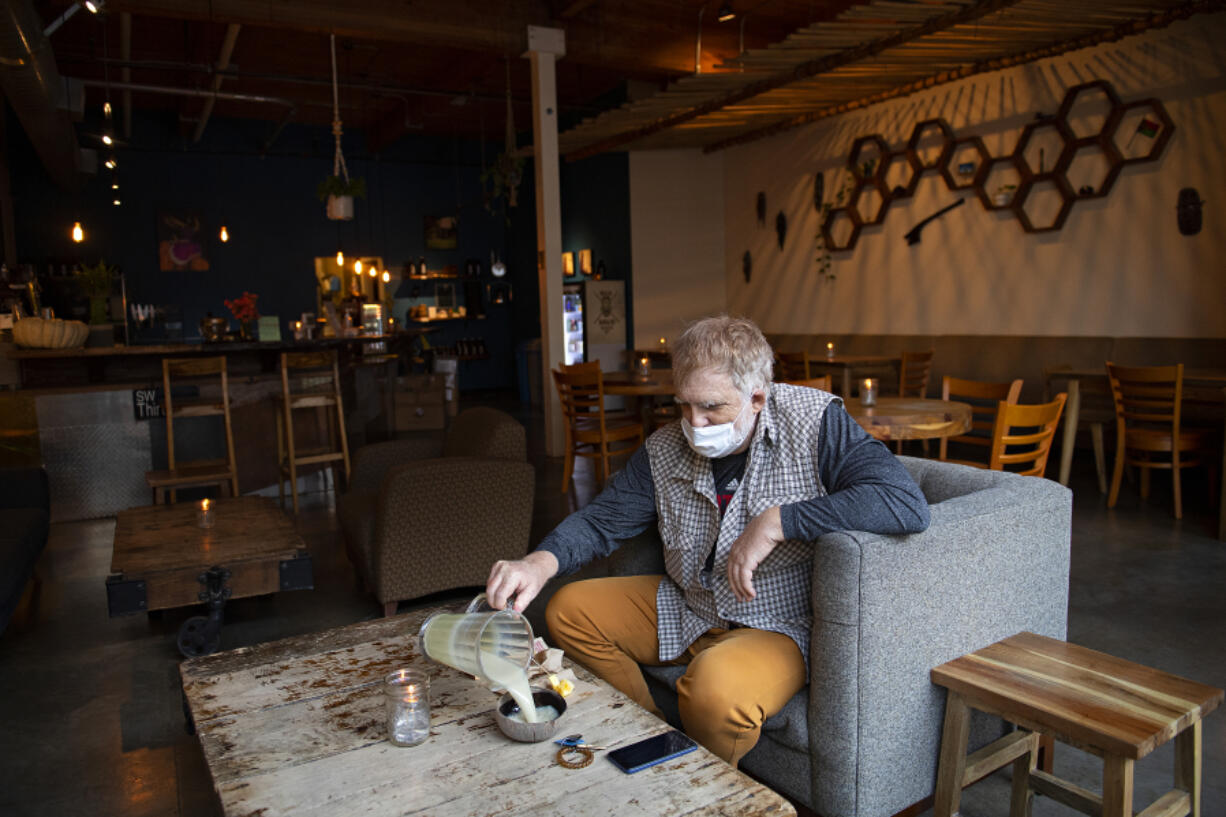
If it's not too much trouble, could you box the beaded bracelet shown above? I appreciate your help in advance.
[555,745,595,769]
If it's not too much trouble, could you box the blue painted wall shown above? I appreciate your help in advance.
[6,108,632,392]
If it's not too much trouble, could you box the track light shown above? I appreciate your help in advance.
[112,199,121,206]
[101,134,113,146]
[84,1,104,13]
[104,157,116,169]
[717,3,735,22]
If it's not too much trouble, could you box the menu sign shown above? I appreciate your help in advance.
[133,388,163,421]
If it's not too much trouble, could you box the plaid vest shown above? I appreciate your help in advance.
[645,383,836,664]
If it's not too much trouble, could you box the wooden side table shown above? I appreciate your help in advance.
[931,632,1222,817]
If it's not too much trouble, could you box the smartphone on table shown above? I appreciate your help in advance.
[606,729,698,774]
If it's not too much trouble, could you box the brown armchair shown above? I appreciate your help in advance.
[338,407,535,616]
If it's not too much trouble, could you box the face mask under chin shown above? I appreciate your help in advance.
[681,396,753,458]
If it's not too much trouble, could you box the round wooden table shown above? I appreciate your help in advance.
[601,369,676,396]
[847,397,973,442]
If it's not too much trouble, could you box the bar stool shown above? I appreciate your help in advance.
[275,350,351,514]
[145,356,239,503]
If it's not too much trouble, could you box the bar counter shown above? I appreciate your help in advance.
[5,332,428,389]
[1,333,427,521]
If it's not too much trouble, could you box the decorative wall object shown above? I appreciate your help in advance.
[813,172,824,211]
[818,80,1174,252]
[742,250,752,283]
[1177,188,1203,236]
[775,211,787,248]
[157,211,209,271]
[756,192,766,225]
[424,216,458,250]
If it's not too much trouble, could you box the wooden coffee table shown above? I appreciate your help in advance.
[180,605,796,817]
[107,496,312,656]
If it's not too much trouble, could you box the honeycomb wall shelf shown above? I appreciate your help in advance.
[817,80,1173,249]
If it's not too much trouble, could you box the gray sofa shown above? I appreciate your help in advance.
[0,466,50,635]
[604,456,1072,817]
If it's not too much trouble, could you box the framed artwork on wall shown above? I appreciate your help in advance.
[424,216,458,250]
[157,210,210,271]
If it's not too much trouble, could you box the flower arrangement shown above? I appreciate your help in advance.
[224,291,260,323]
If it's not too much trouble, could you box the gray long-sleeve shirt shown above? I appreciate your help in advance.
[538,400,930,575]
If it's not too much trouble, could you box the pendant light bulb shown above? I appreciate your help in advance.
[381,270,390,283]
[336,250,344,266]
[71,221,84,242]
[104,157,116,170]
[219,225,229,243]
[112,199,121,206]
[102,134,113,146]
[103,101,112,118]
[354,259,363,275]
[368,266,377,278]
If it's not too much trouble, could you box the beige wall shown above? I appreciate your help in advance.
[719,13,1226,339]
[628,149,727,349]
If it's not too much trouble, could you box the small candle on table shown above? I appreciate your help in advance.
[861,378,878,407]
[198,498,215,528]
[826,341,835,359]
[637,355,651,378]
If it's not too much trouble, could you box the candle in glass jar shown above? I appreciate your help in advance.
[198,498,215,528]
[826,341,835,360]
[861,378,878,407]
[637,355,651,379]
[385,668,430,746]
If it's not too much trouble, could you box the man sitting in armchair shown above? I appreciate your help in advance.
[486,315,929,767]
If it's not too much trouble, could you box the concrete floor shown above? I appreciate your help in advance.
[1,392,1222,817]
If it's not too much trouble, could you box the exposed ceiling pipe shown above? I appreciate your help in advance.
[192,22,240,143]
[77,77,297,152]
[0,0,94,190]
[119,11,131,138]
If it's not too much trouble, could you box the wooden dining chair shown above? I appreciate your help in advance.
[775,352,812,383]
[783,374,833,392]
[898,349,934,397]
[144,356,239,503]
[1105,362,1214,519]
[939,376,1023,466]
[895,349,935,453]
[275,350,351,514]
[552,362,645,492]
[987,393,1068,477]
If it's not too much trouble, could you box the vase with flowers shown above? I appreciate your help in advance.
[224,291,260,340]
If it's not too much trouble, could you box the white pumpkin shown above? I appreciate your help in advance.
[12,317,89,349]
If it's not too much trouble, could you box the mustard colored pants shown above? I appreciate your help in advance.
[545,575,806,767]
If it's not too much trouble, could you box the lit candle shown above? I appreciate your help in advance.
[198,498,215,528]
[637,355,651,379]
[861,378,878,407]
[826,341,835,359]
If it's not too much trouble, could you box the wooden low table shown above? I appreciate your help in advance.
[180,605,796,817]
[931,631,1223,817]
[107,496,312,656]
[847,397,973,442]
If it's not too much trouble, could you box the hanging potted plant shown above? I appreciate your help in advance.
[317,175,366,221]
[75,259,118,324]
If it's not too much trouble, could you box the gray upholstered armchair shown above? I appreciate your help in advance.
[339,407,535,616]
[603,456,1072,817]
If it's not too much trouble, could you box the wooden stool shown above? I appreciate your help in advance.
[145,356,239,503]
[931,631,1222,817]
[274,350,351,514]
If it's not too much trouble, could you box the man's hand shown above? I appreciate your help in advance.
[486,550,560,612]
[727,506,783,603]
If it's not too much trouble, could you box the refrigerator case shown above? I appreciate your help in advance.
[562,286,584,365]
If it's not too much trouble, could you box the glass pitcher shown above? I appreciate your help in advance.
[418,594,535,690]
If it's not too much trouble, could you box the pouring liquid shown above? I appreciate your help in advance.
[484,652,538,723]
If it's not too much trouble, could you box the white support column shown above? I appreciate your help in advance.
[526,25,567,457]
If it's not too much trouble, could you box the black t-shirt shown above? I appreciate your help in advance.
[704,449,750,572]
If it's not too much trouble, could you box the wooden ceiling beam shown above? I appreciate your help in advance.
[703,0,1225,153]
[104,0,734,79]
[563,0,1026,160]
